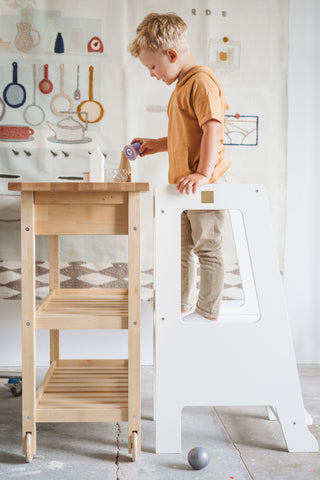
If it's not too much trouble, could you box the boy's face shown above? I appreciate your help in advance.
[139,48,180,85]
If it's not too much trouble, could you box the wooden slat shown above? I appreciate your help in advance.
[45,306,127,310]
[45,301,128,309]
[38,400,128,407]
[49,377,128,384]
[59,288,128,296]
[42,392,128,399]
[54,369,128,374]
[36,408,128,423]
[53,371,127,376]
[50,377,127,381]
[47,385,128,390]
[36,316,128,330]
[42,310,126,315]
[57,359,128,367]
[52,373,128,378]
[8,182,149,192]
[39,385,127,393]
[47,384,127,390]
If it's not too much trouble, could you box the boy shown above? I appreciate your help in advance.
[128,13,231,321]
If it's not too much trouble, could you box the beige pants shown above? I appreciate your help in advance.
[181,208,225,318]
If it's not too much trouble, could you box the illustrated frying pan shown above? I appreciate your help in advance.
[0,97,5,121]
[50,64,74,117]
[3,61,26,108]
[23,64,45,126]
[39,64,53,94]
[77,65,104,123]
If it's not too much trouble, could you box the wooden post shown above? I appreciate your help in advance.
[21,191,36,459]
[49,235,60,363]
[127,192,141,454]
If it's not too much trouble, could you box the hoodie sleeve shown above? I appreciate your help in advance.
[191,73,225,127]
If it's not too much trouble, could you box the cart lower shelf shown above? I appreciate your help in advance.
[36,289,129,329]
[36,359,129,423]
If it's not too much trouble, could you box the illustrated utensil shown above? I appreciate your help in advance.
[39,64,53,94]
[50,64,74,117]
[0,97,5,121]
[3,61,26,108]
[23,64,45,126]
[74,65,81,100]
[77,65,104,123]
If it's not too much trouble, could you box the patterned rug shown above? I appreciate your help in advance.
[0,261,243,302]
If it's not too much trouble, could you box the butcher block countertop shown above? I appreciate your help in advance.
[8,182,149,193]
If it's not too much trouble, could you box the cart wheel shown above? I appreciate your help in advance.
[131,431,138,462]
[25,433,33,463]
[10,382,22,397]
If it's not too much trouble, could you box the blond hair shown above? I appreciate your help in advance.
[128,12,189,57]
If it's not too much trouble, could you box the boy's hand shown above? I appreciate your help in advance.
[130,137,167,156]
[176,172,209,194]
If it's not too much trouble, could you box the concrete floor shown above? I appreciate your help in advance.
[0,365,319,480]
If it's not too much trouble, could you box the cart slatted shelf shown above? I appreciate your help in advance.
[36,289,129,329]
[36,359,129,422]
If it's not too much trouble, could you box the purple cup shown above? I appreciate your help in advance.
[124,142,141,160]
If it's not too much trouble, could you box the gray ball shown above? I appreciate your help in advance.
[187,446,210,470]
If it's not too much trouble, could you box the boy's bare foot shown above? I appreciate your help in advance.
[181,308,195,317]
[182,312,217,322]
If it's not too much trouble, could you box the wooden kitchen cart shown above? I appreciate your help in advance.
[8,182,149,463]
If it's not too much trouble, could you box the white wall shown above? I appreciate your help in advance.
[284,0,320,362]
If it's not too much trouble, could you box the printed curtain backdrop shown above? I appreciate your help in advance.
[0,0,288,300]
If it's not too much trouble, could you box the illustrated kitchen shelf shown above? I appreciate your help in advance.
[0,130,105,150]
[8,181,149,463]
[0,51,112,64]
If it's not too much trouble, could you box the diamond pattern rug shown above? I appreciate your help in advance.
[0,260,243,302]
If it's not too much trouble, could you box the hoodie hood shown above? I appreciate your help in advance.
[177,65,222,89]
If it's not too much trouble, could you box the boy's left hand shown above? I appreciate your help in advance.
[176,172,209,194]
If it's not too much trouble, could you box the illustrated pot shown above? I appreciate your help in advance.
[47,115,86,142]
[0,125,34,140]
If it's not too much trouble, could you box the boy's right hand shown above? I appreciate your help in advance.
[130,137,168,156]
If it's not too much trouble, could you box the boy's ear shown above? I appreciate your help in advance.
[166,48,178,63]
